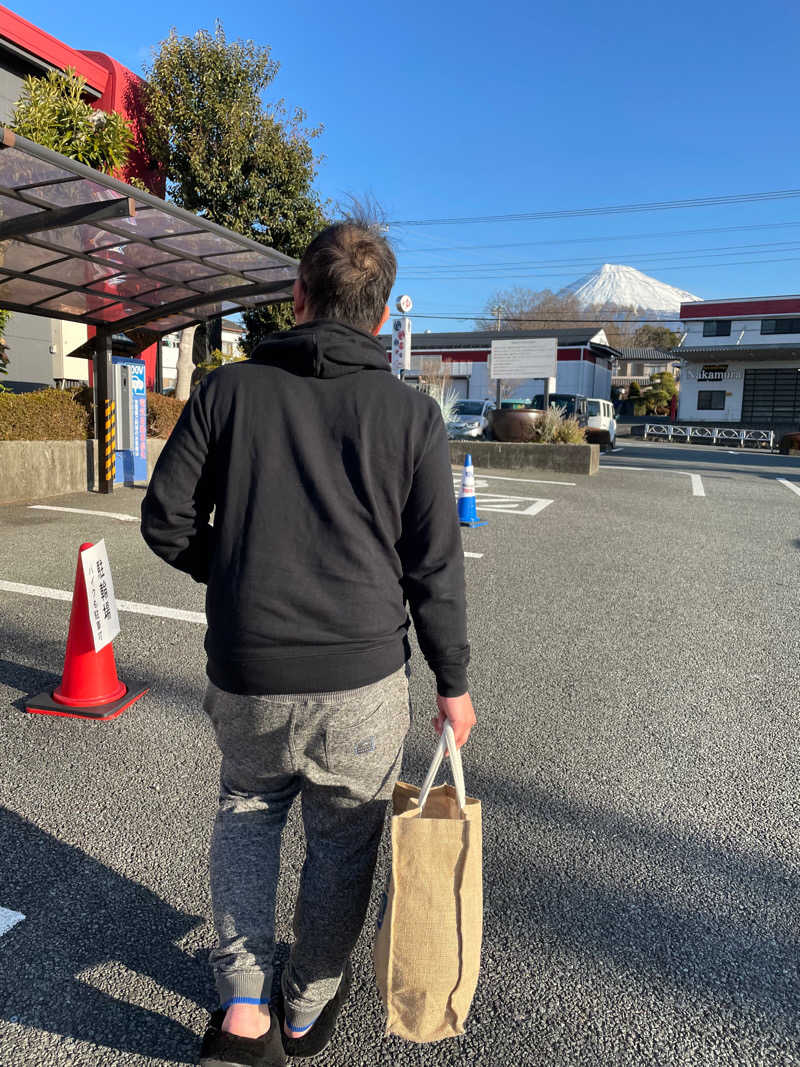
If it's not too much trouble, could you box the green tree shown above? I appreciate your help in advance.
[628,380,642,397]
[142,22,326,386]
[11,67,135,172]
[650,370,677,396]
[632,324,681,350]
[645,370,677,414]
[6,69,139,385]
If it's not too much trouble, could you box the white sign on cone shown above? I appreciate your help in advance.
[460,462,476,499]
[81,539,120,652]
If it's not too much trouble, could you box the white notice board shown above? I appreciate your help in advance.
[81,539,120,652]
[488,337,557,379]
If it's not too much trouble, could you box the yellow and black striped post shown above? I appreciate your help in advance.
[94,330,115,494]
[104,398,116,487]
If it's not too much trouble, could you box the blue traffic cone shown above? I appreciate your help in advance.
[457,454,488,528]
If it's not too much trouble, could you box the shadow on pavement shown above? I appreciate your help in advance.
[0,652,161,720]
[0,808,207,1063]
[0,658,61,712]
[3,621,799,1061]
[405,746,800,1048]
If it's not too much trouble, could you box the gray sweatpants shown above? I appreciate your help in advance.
[203,665,411,1030]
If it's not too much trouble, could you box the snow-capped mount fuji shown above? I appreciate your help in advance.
[560,264,701,318]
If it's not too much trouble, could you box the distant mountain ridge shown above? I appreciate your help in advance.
[560,263,702,319]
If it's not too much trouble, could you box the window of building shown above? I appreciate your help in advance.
[760,318,800,335]
[697,390,726,410]
[702,320,732,337]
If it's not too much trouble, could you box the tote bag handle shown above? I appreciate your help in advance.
[418,721,467,813]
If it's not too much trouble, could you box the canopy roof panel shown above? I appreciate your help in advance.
[0,129,298,342]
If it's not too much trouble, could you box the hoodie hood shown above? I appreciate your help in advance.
[250,320,391,380]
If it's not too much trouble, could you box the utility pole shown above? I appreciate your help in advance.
[490,305,505,407]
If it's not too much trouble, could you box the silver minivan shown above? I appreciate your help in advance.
[447,398,492,439]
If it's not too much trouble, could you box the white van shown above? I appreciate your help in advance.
[586,398,617,451]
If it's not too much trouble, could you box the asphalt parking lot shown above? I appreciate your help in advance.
[1,439,799,1066]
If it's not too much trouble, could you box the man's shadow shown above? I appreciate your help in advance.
[0,807,210,1063]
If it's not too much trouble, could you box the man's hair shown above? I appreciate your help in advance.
[298,213,397,332]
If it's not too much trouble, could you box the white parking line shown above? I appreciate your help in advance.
[0,907,24,938]
[464,551,484,559]
[776,478,800,497]
[453,469,575,487]
[28,505,138,523]
[600,465,705,496]
[116,599,205,624]
[681,472,706,497]
[453,487,554,516]
[0,580,206,624]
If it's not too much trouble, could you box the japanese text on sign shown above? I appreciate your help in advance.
[488,337,557,379]
[81,539,120,652]
[392,316,412,375]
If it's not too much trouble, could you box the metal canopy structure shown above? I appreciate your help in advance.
[0,128,298,342]
[0,128,300,494]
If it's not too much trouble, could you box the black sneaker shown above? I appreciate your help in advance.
[199,1007,287,1067]
[276,960,353,1059]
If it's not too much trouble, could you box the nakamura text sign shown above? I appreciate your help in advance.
[488,337,557,379]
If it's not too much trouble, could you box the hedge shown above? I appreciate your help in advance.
[0,386,186,441]
[0,388,90,441]
[146,391,185,438]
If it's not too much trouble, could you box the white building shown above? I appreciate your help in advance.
[160,318,245,391]
[379,327,619,401]
[677,294,800,431]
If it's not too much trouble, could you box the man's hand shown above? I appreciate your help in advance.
[432,692,477,749]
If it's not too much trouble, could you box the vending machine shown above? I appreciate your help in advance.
[112,356,148,485]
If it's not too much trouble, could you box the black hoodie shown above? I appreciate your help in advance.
[141,320,469,697]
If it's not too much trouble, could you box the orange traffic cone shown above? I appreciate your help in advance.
[26,542,148,721]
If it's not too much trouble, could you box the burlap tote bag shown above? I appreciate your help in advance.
[374,722,482,1042]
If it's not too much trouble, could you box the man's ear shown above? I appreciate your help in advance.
[293,278,307,322]
[372,304,391,336]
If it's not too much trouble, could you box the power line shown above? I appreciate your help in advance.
[390,191,800,228]
[399,239,800,275]
[410,313,687,324]
[394,219,800,255]
[388,189,800,227]
[398,253,800,282]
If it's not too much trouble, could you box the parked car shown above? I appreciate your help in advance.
[447,398,492,439]
[527,393,589,427]
[585,398,617,451]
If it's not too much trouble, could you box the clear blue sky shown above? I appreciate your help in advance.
[18,0,800,329]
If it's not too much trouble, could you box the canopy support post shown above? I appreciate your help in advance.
[94,330,115,494]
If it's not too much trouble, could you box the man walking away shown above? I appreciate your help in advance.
[141,211,476,1067]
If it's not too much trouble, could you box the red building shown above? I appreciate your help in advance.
[0,6,163,387]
